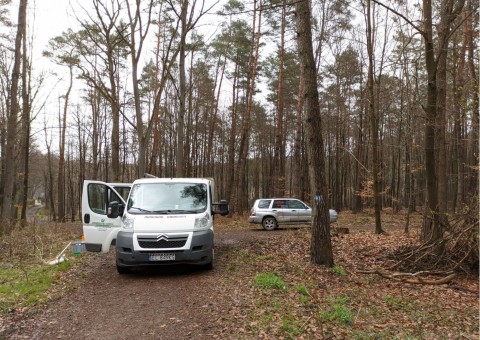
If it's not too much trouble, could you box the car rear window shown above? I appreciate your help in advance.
[258,200,271,209]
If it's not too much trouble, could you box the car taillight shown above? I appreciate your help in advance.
[250,210,256,216]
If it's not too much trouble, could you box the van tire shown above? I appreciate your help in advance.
[116,261,130,275]
[204,249,214,270]
[204,261,213,270]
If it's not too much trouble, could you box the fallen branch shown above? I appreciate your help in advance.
[358,269,457,285]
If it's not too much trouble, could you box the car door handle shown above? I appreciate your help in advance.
[84,213,90,223]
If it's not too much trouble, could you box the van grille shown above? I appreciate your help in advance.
[137,235,188,249]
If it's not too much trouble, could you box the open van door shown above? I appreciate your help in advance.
[82,180,131,253]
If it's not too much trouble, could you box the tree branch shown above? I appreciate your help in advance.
[371,0,425,36]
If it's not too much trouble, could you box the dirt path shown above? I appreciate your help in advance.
[3,229,268,340]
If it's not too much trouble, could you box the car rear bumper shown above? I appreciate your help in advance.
[248,216,262,223]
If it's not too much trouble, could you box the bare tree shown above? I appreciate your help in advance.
[372,0,467,243]
[235,0,262,213]
[124,0,154,178]
[365,0,384,234]
[74,0,128,182]
[165,0,216,177]
[1,0,27,221]
[44,31,80,222]
[272,0,286,197]
[20,18,30,222]
[295,0,333,266]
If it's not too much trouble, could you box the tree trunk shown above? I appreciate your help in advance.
[1,0,27,221]
[226,60,238,209]
[20,25,30,223]
[293,76,303,198]
[466,0,479,195]
[273,0,286,197]
[421,0,465,242]
[125,0,153,179]
[295,0,333,267]
[421,0,440,243]
[236,0,262,213]
[176,0,189,177]
[366,0,383,234]
[57,66,73,222]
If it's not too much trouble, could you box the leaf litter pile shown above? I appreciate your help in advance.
[211,212,479,339]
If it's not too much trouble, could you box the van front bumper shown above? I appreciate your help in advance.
[115,230,213,267]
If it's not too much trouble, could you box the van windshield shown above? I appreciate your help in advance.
[127,183,208,214]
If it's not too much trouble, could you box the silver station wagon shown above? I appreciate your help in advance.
[248,198,338,231]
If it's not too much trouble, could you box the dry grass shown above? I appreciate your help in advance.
[0,222,83,266]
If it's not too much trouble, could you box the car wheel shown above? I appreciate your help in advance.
[262,217,277,231]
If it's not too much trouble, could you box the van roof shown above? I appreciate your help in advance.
[132,178,213,184]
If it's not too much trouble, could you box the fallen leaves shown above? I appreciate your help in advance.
[213,212,479,339]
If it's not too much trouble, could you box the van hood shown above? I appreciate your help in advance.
[132,214,197,233]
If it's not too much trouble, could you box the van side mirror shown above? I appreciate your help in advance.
[212,199,229,216]
[107,201,120,218]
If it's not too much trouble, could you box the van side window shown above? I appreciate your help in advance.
[113,186,131,201]
[88,183,121,215]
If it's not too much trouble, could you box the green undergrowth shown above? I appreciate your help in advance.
[0,220,84,315]
[0,260,72,314]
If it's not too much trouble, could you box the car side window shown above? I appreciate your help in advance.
[288,200,306,209]
[258,200,271,209]
[272,200,286,209]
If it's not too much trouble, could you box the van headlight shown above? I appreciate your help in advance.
[122,215,134,231]
[194,213,210,229]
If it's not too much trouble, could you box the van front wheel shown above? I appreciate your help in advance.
[204,249,214,270]
[116,260,130,275]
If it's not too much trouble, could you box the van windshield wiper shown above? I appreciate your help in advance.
[149,209,202,214]
[150,209,199,214]
[150,210,172,214]
[128,206,153,213]
[128,208,202,214]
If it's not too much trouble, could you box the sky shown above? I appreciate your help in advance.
[5,0,257,153]
[28,1,79,150]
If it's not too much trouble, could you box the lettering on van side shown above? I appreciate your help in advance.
[91,221,115,229]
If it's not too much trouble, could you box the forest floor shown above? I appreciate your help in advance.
[0,210,478,339]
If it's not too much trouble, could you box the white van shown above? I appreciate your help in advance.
[81,178,229,273]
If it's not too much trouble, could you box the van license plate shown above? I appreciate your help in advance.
[149,254,175,261]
